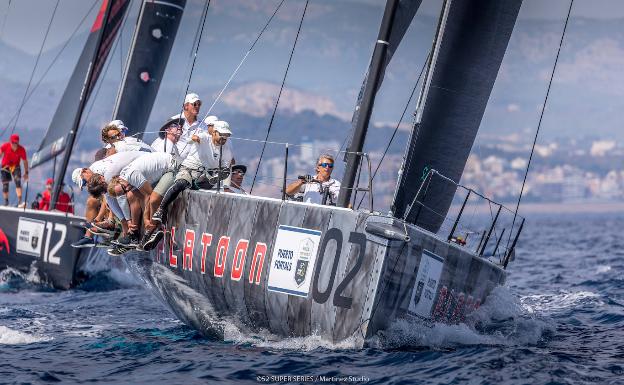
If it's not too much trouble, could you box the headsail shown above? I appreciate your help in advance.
[338,0,422,207]
[391,0,522,232]
[112,0,186,138]
[30,0,130,169]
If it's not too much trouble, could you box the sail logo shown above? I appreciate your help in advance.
[267,226,321,298]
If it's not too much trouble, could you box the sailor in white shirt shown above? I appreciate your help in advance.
[107,152,178,246]
[101,120,153,156]
[143,120,236,251]
[285,154,341,205]
[71,151,144,238]
[174,93,209,159]
[150,117,183,157]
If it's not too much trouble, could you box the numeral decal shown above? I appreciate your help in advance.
[312,229,366,309]
[332,232,365,309]
[312,228,342,304]
[43,222,65,265]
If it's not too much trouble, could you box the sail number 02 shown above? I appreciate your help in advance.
[312,228,366,309]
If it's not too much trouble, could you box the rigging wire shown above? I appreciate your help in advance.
[507,0,575,248]
[176,0,209,107]
[0,0,11,41]
[0,0,99,137]
[75,0,133,146]
[250,0,309,193]
[178,0,210,114]
[9,0,61,136]
[355,53,430,210]
[203,0,288,118]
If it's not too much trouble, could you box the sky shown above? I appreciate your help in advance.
[2,0,624,55]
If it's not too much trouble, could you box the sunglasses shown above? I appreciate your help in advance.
[318,163,334,168]
[108,134,121,141]
[192,101,201,108]
[233,170,245,176]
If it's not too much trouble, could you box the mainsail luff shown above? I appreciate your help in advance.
[391,0,523,232]
[112,0,186,138]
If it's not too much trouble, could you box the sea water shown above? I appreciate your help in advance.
[0,213,622,384]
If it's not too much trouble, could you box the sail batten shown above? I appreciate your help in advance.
[392,0,522,233]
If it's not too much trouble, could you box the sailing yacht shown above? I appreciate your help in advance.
[0,0,185,288]
[118,0,527,347]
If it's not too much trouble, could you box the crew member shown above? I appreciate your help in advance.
[145,121,234,250]
[174,93,208,159]
[224,165,247,194]
[38,178,74,213]
[0,134,28,206]
[106,151,179,247]
[150,117,183,157]
[101,120,153,156]
[285,154,340,205]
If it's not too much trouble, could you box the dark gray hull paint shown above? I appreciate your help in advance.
[125,190,505,347]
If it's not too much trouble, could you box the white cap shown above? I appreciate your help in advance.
[184,93,200,104]
[213,121,232,135]
[72,168,85,190]
[203,115,219,126]
[109,119,128,132]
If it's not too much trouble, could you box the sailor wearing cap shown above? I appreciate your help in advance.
[224,164,247,194]
[0,133,28,206]
[143,120,236,250]
[101,119,153,156]
[150,116,183,157]
[174,93,209,159]
[38,177,73,213]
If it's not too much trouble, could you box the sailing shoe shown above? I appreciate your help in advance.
[71,237,96,248]
[88,224,115,237]
[151,208,167,225]
[142,230,164,251]
[113,231,140,248]
[93,220,117,232]
[107,245,130,256]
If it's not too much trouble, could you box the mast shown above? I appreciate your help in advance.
[391,0,523,232]
[112,0,186,138]
[51,0,115,208]
[337,0,400,208]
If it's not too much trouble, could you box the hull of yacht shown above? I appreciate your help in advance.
[122,190,505,347]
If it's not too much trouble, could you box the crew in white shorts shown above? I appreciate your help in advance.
[107,152,179,247]
[142,121,235,251]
